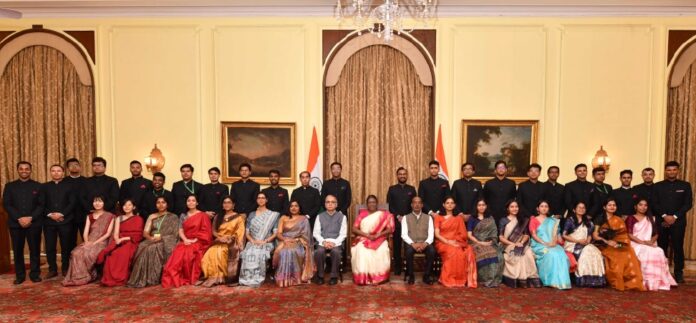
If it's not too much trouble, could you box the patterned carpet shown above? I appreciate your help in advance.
[1,272,695,322]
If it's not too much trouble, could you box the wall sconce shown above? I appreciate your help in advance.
[591,145,611,171]
[144,144,165,173]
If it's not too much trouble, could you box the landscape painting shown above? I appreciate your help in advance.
[461,120,538,182]
[221,122,295,185]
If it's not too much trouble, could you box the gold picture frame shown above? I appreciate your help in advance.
[460,120,539,184]
[221,122,296,185]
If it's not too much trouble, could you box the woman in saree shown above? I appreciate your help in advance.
[161,195,213,288]
[273,200,315,287]
[529,200,571,290]
[434,196,477,288]
[593,198,645,291]
[239,192,280,287]
[626,198,676,291]
[127,196,179,288]
[351,195,393,285]
[498,199,541,288]
[562,202,606,287]
[199,196,246,287]
[98,199,144,287]
[63,196,115,286]
[467,199,502,287]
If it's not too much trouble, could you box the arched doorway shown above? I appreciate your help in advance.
[323,32,435,218]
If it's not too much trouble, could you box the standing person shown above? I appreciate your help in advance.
[351,195,394,286]
[321,162,352,215]
[97,199,144,287]
[118,160,152,215]
[613,170,636,217]
[517,163,544,217]
[291,171,322,227]
[589,167,613,218]
[83,157,119,213]
[64,158,88,238]
[172,164,203,216]
[542,166,566,219]
[451,162,483,220]
[40,164,76,278]
[198,167,229,218]
[230,163,260,215]
[140,172,174,220]
[402,196,435,285]
[633,167,656,202]
[564,163,594,218]
[386,167,417,275]
[653,161,693,283]
[312,195,348,286]
[483,161,517,222]
[262,169,289,214]
[529,201,572,290]
[3,161,43,284]
[418,160,451,215]
[434,196,477,288]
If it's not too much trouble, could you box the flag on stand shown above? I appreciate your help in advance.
[306,126,323,191]
[435,125,449,181]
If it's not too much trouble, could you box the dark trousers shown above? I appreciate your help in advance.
[404,243,435,280]
[73,220,86,245]
[44,224,75,273]
[314,245,343,278]
[658,222,686,274]
[9,225,43,280]
[392,220,402,272]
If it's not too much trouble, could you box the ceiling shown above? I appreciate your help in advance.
[2,0,696,18]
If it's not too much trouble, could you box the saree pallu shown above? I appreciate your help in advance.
[626,216,676,291]
[273,217,315,287]
[161,212,212,288]
[127,212,179,288]
[530,216,571,289]
[563,222,606,287]
[471,217,503,287]
[98,216,144,287]
[434,215,477,288]
[500,217,541,288]
[201,214,246,285]
[351,210,393,285]
[239,210,280,287]
[63,212,114,286]
[598,216,645,291]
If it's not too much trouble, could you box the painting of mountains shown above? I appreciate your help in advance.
[221,122,296,185]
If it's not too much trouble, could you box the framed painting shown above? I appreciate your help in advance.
[221,122,296,185]
[460,120,539,183]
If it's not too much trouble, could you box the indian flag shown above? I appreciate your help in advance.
[435,124,449,181]
[306,126,323,191]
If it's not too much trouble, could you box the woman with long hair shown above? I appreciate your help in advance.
[97,199,144,287]
[467,199,503,287]
[434,196,477,288]
[498,199,541,288]
[200,196,246,287]
[562,202,606,287]
[239,192,280,287]
[529,200,571,289]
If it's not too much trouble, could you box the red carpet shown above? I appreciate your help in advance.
[1,273,695,322]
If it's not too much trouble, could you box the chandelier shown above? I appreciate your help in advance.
[334,0,437,42]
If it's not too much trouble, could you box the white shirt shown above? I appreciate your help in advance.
[401,212,434,245]
[313,212,347,247]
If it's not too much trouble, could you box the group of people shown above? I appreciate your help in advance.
[3,156,692,293]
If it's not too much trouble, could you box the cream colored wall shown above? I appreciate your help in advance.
[1,16,694,189]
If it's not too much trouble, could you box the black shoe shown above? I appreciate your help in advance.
[394,269,402,276]
[424,277,434,285]
[675,272,685,284]
[13,278,25,285]
[313,277,324,285]
[45,271,58,279]
[407,276,415,285]
[329,278,338,285]
[30,277,42,283]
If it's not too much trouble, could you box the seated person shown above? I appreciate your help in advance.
[402,196,435,285]
[312,195,347,286]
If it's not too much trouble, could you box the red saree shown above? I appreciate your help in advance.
[434,215,477,288]
[97,215,144,287]
[161,212,212,288]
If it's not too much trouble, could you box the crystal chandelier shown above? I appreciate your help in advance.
[334,0,437,42]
